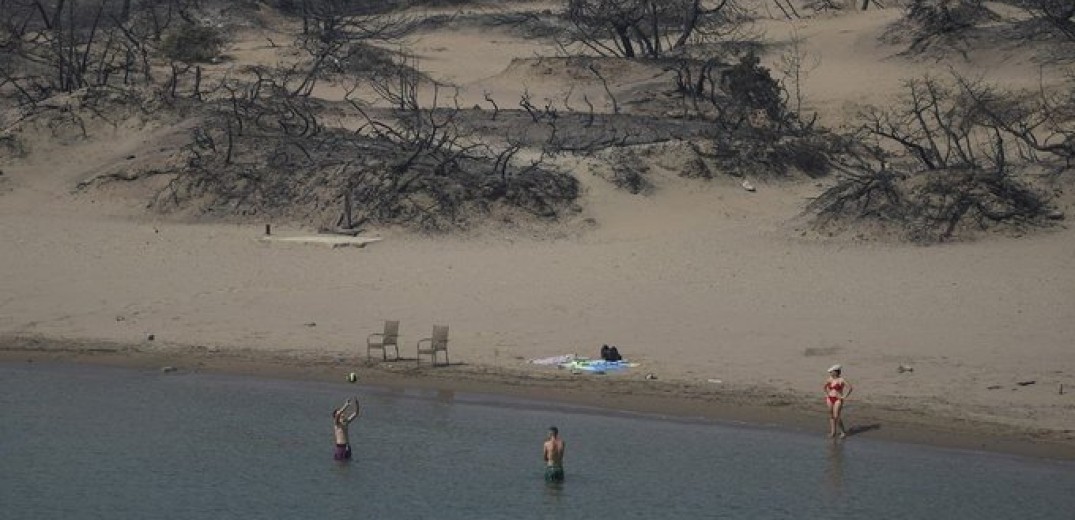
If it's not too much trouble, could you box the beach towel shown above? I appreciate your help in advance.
[528,354,577,366]
[559,359,636,373]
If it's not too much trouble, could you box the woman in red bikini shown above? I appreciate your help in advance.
[824,364,852,438]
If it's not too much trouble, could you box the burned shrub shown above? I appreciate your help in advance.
[667,54,834,180]
[153,73,579,232]
[609,153,654,194]
[160,24,227,63]
[885,0,999,56]
[809,160,1052,242]
[807,76,1060,242]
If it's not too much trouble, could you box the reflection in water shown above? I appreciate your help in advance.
[826,440,845,495]
[333,460,354,476]
[541,478,565,520]
[436,389,455,403]
[543,477,565,506]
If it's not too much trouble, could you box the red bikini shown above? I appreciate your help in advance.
[825,380,845,405]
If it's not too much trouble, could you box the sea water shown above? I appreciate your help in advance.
[1,362,1073,520]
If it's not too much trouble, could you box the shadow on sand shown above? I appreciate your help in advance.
[846,423,881,437]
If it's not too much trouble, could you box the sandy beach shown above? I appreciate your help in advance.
[2,1,1074,459]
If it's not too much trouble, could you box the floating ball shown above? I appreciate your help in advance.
[347,372,357,383]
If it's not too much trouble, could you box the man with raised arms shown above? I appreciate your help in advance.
[333,397,360,461]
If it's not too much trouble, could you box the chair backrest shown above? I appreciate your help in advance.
[431,325,449,349]
[384,320,399,341]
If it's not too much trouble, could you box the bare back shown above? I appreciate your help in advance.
[544,438,565,467]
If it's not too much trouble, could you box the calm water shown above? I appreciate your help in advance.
[2,362,1073,519]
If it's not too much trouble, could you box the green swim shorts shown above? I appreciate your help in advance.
[544,465,564,483]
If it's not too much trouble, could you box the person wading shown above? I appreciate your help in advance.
[543,426,566,483]
[333,397,360,461]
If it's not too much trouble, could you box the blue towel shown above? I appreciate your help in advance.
[561,359,632,373]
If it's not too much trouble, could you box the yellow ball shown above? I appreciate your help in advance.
[347,372,357,383]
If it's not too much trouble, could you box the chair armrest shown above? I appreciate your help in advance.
[367,332,384,346]
[416,337,432,349]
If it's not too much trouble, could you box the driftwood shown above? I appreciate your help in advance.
[318,226,364,237]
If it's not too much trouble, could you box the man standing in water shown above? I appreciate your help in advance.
[543,426,565,482]
[333,397,360,461]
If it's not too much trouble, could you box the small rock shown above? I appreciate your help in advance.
[304,322,317,327]
[645,373,657,380]
[1045,209,1065,220]
[125,154,136,160]
[160,366,177,373]
[1016,380,1036,386]
[986,385,1002,390]
[741,179,756,192]
[146,333,155,341]
[707,378,723,384]
[897,364,914,373]
[115,316,125,322]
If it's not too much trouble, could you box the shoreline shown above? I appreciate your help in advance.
[4,335,1074,461]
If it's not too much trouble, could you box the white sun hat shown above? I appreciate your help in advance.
[827,364,842,373]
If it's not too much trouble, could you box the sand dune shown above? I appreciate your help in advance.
[2,1,1074,453]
